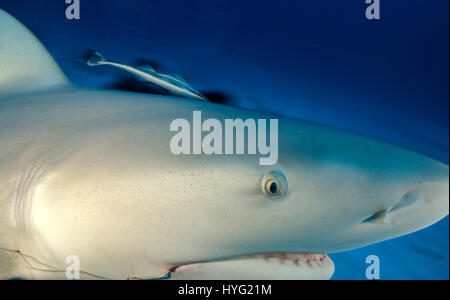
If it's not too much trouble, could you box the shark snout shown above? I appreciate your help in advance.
[359,158,448,242]
[384,181,449,226]
[362,180,449,224]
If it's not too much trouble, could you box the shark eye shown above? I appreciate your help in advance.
[262,172,287,198]
[267,180,280,194]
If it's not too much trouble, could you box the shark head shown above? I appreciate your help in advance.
[157,110,449,280]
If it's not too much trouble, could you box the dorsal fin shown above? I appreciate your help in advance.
[0,9,69,95]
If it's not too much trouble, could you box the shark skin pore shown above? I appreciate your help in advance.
[0,9,448,280]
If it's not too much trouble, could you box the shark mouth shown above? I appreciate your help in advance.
[168,253,335,280]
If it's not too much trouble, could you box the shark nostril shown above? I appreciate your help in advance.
[362,209,387,224]
[387,189,419,213]
[362,182,449,226]
[363,185,435,224]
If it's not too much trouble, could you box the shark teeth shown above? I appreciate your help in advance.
[169,253,329,272]
[251,253,327,264]
[168,253,335,280]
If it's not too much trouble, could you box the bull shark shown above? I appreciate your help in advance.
[0,9,448,280]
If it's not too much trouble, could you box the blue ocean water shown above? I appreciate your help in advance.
[0,0,447,279]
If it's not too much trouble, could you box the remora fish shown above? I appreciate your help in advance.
[87,51,208,101]
[0,9,448,280]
